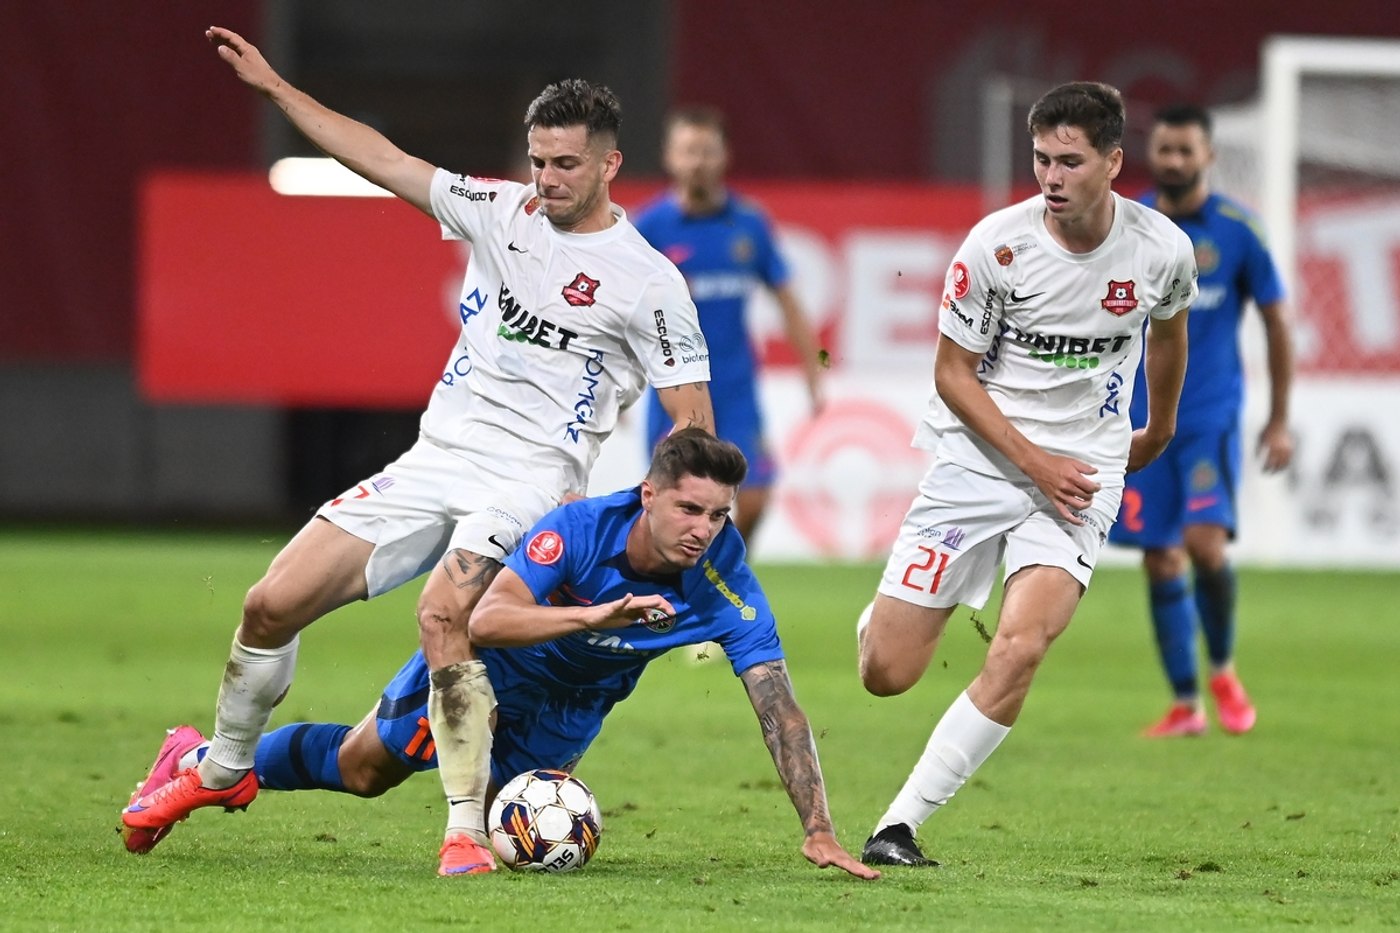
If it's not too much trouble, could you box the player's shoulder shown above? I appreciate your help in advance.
[435,171,533,209]
[1204,192,1270,243]
[1119,194,1193,251]
[608,215,691,287]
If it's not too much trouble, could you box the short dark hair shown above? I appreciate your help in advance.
[1027,81,1125,154]
[523,79,622,146]
[664,106,727,144]
[647,428,747,491]
[1154,103,1213,139]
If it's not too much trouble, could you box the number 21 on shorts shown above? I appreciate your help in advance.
[901,545,951,594]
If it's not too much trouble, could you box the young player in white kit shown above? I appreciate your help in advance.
[121,27,713,877]
[857,82,1197,867]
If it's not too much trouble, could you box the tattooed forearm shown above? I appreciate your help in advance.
[740,660,833,836]
[442,548,502,591]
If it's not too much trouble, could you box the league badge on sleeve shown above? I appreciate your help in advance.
[950,262,971,299]
[526,531,565,565]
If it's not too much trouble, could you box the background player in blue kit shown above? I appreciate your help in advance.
[139,430,877,880]
[636,108,826,540]
[1110,104,1294,738]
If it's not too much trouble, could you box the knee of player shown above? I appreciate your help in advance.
[415,598,467,638]
[336,754,406,798]
[859,657,916,697]
[240,580,298,641]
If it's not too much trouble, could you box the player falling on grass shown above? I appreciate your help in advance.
[635,107,826,542]
[121,27,714,877]
[1109,104,1293,738]
[125,430,878,880]
[855,82,1196,867]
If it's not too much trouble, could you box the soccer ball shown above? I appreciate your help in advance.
[488,769,602,873]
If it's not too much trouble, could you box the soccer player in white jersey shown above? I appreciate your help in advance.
[855,82,1196,867]
[121,27,713,877]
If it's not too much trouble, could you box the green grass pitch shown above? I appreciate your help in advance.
[1,529,1396,931]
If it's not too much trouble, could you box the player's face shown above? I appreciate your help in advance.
[528,124,622,232]
[1032,125,1122,228]
[639,474,736,571]
[663,123,728,198]
[1147,122,1213,199]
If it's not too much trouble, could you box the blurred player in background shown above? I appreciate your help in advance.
[1110,104,1292,738]
[121,26,713,878]
[636,107,826,541]
[129,431,877,880]
[856,82,1195,866]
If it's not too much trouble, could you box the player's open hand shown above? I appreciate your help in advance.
[206,26,281,93]
[589,593,676,631]
[802,831,880,880]
[1027,452,1100,525]
[1256,421,1293,473]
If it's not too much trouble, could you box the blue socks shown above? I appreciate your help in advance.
[1195,564,1237,668]
[1149,575,1198,698]
[253,723,352,792]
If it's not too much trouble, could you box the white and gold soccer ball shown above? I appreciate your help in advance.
[488,769,602,873]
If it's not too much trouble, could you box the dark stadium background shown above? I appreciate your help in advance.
[3,0,1394,524]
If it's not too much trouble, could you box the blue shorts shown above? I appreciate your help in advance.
[645,387,776,489]
[1109,425,1242,549]
[375,650,615,788]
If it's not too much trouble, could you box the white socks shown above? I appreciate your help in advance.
[200,636,299,788]
[876,690,1011,834]
[428,659,496,843]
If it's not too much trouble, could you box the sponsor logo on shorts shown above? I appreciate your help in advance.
[526,531,564,565]
[562,272,601,307]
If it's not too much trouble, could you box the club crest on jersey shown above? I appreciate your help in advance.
[994,245,1015,267]
[950,261,971,299]
[1101,280,1139,316]
[524,196,541,215]
[563,273,601,307]
[526,530,564,565]
[642,608,676,633]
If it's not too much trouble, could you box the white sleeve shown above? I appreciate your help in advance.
[626,271,710,389]
[936,230,1003,353]
[427,168,529,243]
[1150,226,1199,320]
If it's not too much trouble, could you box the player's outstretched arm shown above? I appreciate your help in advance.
[1129,308,1189,473]
[470,568,673,647]
[772,285,826,413]
[934,336,1099,524]
[205,26,435,214]
[738,660,880,880]
[655,381,715,436]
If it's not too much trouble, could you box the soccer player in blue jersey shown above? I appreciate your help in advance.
[133,429,877,880]
[635,108,826,540]
[1109,104,1294,737]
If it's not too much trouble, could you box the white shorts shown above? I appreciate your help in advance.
[877,458,1120,610]
[316,437,560,598]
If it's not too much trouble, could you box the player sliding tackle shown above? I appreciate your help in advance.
[124,430,877,880]
[122,26,714,877]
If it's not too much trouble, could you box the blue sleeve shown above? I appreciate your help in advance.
[1242,227,1286,307]
[503,505,580,604]
[751,209,792,290]
[696,537,783,674]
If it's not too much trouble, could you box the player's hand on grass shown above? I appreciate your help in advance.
[589,593,675,631]
[1026,452,1100,525]
[1127,423,1174,475]
[1256,420,1293,473]
[206,26,281,93]
[802,831,880,880]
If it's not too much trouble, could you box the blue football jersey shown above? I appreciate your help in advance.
[633,193,790,392]
[1129,191,1286,433]
[487,486,783,701]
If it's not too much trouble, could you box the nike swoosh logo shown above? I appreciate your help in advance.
[507,241,527,253]
[487,534,510,556]
[1075,554,1093,570]
[1009,289,1045,303]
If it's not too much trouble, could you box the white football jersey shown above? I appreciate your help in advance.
[916,193,1197,484]
[423,169,709,493]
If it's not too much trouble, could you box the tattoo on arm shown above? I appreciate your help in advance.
[441,548,502,592]
[740,660,832,837]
